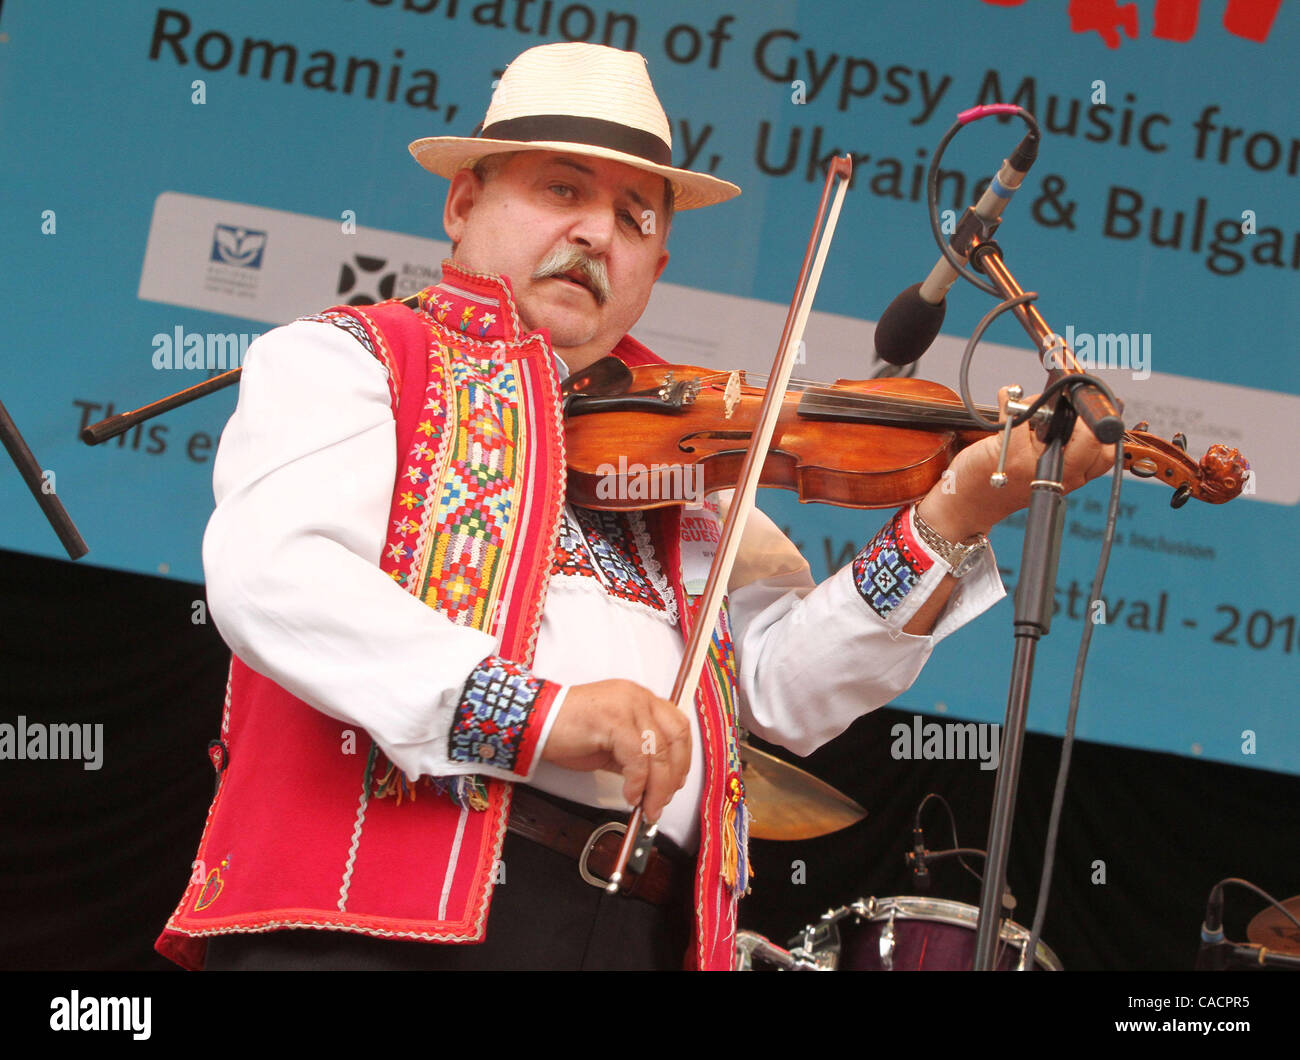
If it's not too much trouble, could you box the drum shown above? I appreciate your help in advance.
[787,896,1063,971]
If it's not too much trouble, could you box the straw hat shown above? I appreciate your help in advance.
[409,42,740,210]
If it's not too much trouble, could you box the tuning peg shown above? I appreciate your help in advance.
[1133,420,1149,433]
[1172,432,1188,452]
[1170,484,1192,509]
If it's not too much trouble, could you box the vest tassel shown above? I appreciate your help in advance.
[433,774,490,811]
[372,759,420,805]
[720,774,752,897]
[372,751,489,812]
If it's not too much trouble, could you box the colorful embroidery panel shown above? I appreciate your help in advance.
[550,506,674,619]
[299,310,378,357]
[424,365,519,626]
[450,655,553,774]
[383,352,525,634]
[705,610,749,898]
[551,507,594,579]
[851,508,934,620]
[418,284,508,340]
[704,607,740,777]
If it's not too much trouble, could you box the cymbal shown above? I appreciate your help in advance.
[739,739,867,841]
[1247,896,1300,954]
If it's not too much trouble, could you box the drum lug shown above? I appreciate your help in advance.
[789,918,841,971]
[879,908,897,971]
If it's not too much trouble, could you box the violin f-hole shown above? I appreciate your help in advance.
[677,429,752,453]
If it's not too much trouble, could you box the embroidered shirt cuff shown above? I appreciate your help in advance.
[449,655,561,779]
[850,506,1004,639]
[851,506,940,630]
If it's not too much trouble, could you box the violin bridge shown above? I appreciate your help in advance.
[723,371,742,419]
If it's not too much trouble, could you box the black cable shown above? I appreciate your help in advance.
[1213,877,1300,934]
[956,293,1122,434]
[914,792,984,886]
[926,106,1042,300]
[1026,438,1126,959]
[956,292,1040,429]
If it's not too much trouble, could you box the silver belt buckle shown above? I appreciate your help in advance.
[578,821,627,889]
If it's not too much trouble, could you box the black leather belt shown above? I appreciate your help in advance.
[507,787,689,907]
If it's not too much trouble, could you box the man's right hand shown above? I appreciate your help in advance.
[540,680,691,823]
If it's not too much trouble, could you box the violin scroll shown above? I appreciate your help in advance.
[1122,431,1249,506]
[1197,443,1251,504]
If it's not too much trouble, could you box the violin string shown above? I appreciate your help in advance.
[644,377,1197,487]
[651,374,1184,473]
[683,372,1166,430]
[683,370,1001,422]
[671,374,1176,445]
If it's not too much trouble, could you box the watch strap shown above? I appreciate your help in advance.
[910,505,989,578]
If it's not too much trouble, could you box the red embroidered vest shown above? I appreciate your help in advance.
[156,265,745,971]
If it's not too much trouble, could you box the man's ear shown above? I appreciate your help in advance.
[443,168,483,244]
[653,249,669,282]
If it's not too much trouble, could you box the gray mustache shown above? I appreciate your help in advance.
[532,246,611,305]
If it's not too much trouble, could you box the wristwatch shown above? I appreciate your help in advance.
[911,505,989,578]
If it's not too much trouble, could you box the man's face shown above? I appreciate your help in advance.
[443,151,670,371]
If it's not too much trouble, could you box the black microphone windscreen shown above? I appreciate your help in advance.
[874,283,947,366]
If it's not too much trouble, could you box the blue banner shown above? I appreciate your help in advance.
[2,0,1295,772]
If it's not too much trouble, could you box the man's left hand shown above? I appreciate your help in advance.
[916,387,1117,543]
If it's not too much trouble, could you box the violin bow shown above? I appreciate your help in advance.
[606,155,855,892]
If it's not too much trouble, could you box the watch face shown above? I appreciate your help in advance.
[951,540,987,578]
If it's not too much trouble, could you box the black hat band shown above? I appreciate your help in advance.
[479,114,672,167]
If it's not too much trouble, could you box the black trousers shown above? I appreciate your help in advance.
[204,795,695,971]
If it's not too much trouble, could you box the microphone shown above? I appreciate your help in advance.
[1195,882,1227,970]
[874,127,1040,366]
[909,826,931,891]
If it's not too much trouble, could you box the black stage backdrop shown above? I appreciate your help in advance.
[1,546,1296,971]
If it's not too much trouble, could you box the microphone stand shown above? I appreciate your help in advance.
[80,370,241,446]
[80,295,429,447]
[955,226,1124,971]
[1,399,89,559]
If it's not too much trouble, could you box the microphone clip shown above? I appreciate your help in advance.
[950,205,1001,261]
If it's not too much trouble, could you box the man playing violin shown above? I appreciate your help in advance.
[156,42,1113,972]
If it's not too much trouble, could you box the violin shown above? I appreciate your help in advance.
[563,362,1250,511]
